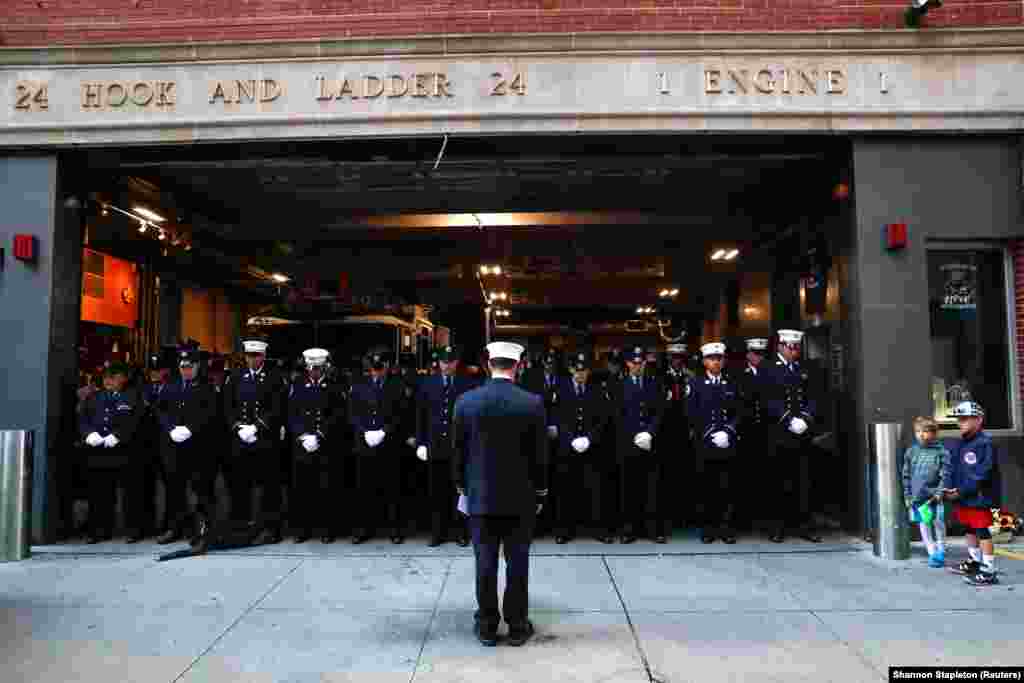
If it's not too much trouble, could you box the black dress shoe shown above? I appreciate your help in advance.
[654,535,667,544]
[799,529,823,543]
[597,534,615,544]
[507,620,535,647]
[351,534,369,544]
[721,533,737,545]
[427,536,443,547]
[254,529,282,546]
[769,529,785,543]
[701,533,716,544]
[456,535,470,547]
[555,536,569,544]
[619,534,637,544]
[125,531,145,544]
[474,622,498,647]
[156,530,181,545]
[86,533,108,544]
[321,534,335,544]
[294,532,311,544]
[390,535,404,545]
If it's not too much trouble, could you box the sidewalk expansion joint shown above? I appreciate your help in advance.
[602,555,663,683]
[409,557,454,683]
[809,609,887,683]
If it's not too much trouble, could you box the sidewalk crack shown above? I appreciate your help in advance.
[409,556,454,683]
[602,556,661,683]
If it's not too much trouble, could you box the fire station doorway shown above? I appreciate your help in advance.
[64,132,859,540]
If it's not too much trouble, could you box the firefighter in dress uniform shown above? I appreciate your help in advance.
[613,347,667,543]
[222,338,288,545]
[348,350,407,544]
[736,338,770,532]
[140,351,173,539]
[522,348,563,537]
[78,362,145,543]
[591,349,625,543]
[288,348,348,544]
[155,348,217,545]
[552,350,610,544]
[661,342,694,532]
[415,345,476,547]
[762,329,823,543]
[687,342,741,544]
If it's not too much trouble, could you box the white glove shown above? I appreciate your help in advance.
[789,417,809,435]
[536,503,543,514]
[571,436,590,453]
[364,430,385,448]
[170,426,192,443]
[238,425,257,442]
[301,434,319,453]
[103,434,119,448]
[547,425,558,439]
[406,436,417,448]
[711,431,730,449]
[634,432,652,451]
[85,432,103,447]
[416,445,428,461]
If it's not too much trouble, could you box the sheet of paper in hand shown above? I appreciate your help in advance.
[457,493,468,516]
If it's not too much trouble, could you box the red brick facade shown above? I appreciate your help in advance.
[2,0,1021,46]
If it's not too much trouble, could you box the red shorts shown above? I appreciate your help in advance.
[955,505,992,530]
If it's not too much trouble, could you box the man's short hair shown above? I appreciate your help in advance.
[913,416,939,433]
[488,357,517,372]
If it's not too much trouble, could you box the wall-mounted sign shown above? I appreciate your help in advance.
[940,262,977,311]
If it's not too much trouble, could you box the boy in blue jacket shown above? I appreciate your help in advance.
[943,401,1002,586]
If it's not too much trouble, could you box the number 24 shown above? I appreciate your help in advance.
[15,81,49,111]
[490,72,526,96]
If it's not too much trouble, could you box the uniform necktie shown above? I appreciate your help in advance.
[577,383,583,399]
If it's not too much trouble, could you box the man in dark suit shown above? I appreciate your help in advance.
[415,345,476,547]
[453,341,548,648]
[348,350,407,543]
[552,350,610,544]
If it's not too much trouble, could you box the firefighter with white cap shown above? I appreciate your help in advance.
[222,337,288,545]
[287,348,348,544]
[761,329,822,543]
[687,341,741,543]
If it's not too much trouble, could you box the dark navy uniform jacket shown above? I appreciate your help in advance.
[78,387,143,468]
[761,354,816,430]
[553,377,610,458]
[943,431,1001,510]
[287,375,348,449]
[522,368,562,429]
[157,378,216,442]
[686,373,740,450]
[452,378,548,516]
[348,375,404,456]
[611,374,666,456]
[223,365,287,443]
[736,364,769,431]
[416,373,477,461]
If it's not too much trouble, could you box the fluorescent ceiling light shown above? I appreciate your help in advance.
[711,249,727,261]
[271,273,290,283]
[133,206,166,223]
[725,249,740,261]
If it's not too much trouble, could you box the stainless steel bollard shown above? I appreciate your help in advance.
[0,430,33,561]
[869,422,910,560]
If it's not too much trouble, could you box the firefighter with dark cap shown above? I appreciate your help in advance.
[78,361,145,543]
[522,347,563,536]
[762,329,822,543]
[589,348,624,542]
[139,350,173,539]
[348,349,407,543]
[660,342,694,531]
[551,350,610,544]
[222,337,288,545]
[687,342,741,544]
[736,338,770,531]
[415,345,476,546]
[155,347,217,545]
[612,347,668,543]
[288,348,348,543]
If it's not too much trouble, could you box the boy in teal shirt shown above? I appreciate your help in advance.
[902,416,949,567]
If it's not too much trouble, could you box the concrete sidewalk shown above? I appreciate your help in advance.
[2,533,1022,683]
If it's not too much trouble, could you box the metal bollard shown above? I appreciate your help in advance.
[869,422,910,560]
[0,430,33,561]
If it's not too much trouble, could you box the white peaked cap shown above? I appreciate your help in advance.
[701,342,726,356]
[746,338,769,351]
[666,344,687,354]
[777,329,804,344]
[487,341,525,362]
[303,348,329,366]
[243,340,269,353]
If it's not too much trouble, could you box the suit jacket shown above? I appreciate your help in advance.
[735,364,769,432]
[761,354,816,429]
[78,387,143,468]
[157,379,216,442]
[348,375,405,456]
[416,373,477,461]
[452,377,548,516]
[521,368,562,427]
[686,373,741,445]
[611,374,666,456]
[223,365,287,441]
[553,378,610,458]
[287,375,348,445]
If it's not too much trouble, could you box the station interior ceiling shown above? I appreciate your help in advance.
[71,134,852,339]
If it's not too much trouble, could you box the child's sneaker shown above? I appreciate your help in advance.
[928,553,945,568]
[949,559,982,575]
[964,570,999,587]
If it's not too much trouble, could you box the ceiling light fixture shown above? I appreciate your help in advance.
[157,230,166,241]
[137,220,148,234]
[271,273,290,283]
[132,206,166,223]
[710,249,727,261]
[724,249,740,261]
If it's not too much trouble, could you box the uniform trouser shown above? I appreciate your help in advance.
[427,457,464,540]
[161,440,216,533]
[737,425,767,530]
[85,454,144,536]
[469,512,536,629]
[593,452,620,535]
[696,444,737,531]
[774,433,813,530]
[619,447,667,537]
[354,442,405,536]
[552,452,589,538]
[535,436,558,535]
[291,446,345,534]
[224,438,283,530]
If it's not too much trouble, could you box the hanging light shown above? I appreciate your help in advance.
[132,206,166,223]
[100,205,110,217]
[271,273,290,283]
[137,220,148,234]
[724,249,740,261]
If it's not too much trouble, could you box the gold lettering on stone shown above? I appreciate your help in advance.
[798,69,818,95]
[156,82,175,106]
[412,73,430,98]
[387,75,408,98]
[728,69,750,95]
[81,81,173,109]
[880,72,889,94]
[754,70,775,94]
[338,78,357,99]
[130,82,154,106]
[657,72,670,94]
[15,81,48,111]
[365,76,384,98]
[316,76,334,101]
[260,79,281,102]
[236,79,256,103]
[433,73,453,98]
[209,81,229,104]
[782,69,790,94]
[106,83,128,107]
[82,83,102,108]
[704,69,722,94]
[826,70,845,94]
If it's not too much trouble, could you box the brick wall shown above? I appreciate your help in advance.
[1,0,1020,46]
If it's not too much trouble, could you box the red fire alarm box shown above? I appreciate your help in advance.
[885,223,908,251]
[13,234,36,262]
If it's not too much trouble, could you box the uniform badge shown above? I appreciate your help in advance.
[964,452,978,465]
[685,384,691,397]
